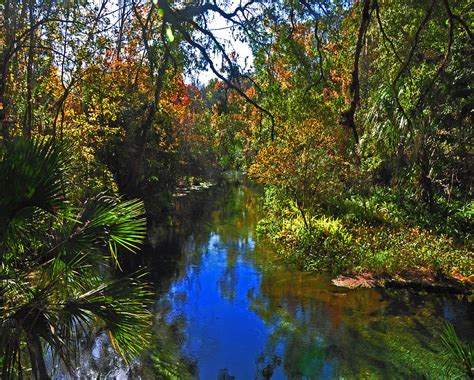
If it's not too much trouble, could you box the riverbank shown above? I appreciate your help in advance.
[332,270,473,294]
[77,181,473,378]
[255,189,473,293]
[150,182,472,379]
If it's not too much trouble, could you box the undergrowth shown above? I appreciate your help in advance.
[257,187,473,278]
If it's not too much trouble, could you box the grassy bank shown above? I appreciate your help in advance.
[256,187,473,290]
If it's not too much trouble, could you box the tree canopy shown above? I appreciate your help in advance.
[0,0,472,377]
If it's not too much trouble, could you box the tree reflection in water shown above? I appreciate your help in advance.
[68,181,472,378]
[152,182,472,379]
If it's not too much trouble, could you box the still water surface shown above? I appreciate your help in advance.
[75,181,473,379]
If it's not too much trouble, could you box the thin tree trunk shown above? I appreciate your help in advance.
[418,139,434,208]
[116,0,127,58]
[341,0,373,146]
[27,334,50,380]
[24,0,35,139]
[124,6,171,193]
[0,0,13,141]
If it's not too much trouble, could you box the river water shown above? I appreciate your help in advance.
[72,181,473,379]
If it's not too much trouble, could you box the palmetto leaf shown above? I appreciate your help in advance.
[0,138,70,228]
[62,274,153,362]
[441,322,474,379]
[0,139,151,379]
[51,195,146,267]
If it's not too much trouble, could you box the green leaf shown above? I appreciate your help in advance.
[166,27,175,42]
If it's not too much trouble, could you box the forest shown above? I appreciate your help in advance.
[0,0,472,378]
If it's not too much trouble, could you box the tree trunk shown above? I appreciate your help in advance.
[418,143,433,209]
[27,334,50,380]
[340,0,373,147]
[24,0,35,139]
[0,0,13,141]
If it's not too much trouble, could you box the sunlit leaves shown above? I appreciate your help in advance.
[166,27,175,42]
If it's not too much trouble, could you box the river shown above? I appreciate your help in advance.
[70,180,473,379]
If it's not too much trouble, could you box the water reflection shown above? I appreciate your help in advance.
[152,182,472,379]
[65,181,472,379]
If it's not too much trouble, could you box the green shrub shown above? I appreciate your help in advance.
[257,184,472,279]
[259,208,357,273]
[353,224,473,276]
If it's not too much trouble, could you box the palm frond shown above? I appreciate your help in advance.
[61,274,153,362]
[440,322,474,379]
[1,138,151,378]
[0,138,70,222]
[51,195,146,267]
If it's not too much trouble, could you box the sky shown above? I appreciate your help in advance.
[105,0,253,85]
[188,3,255,84]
